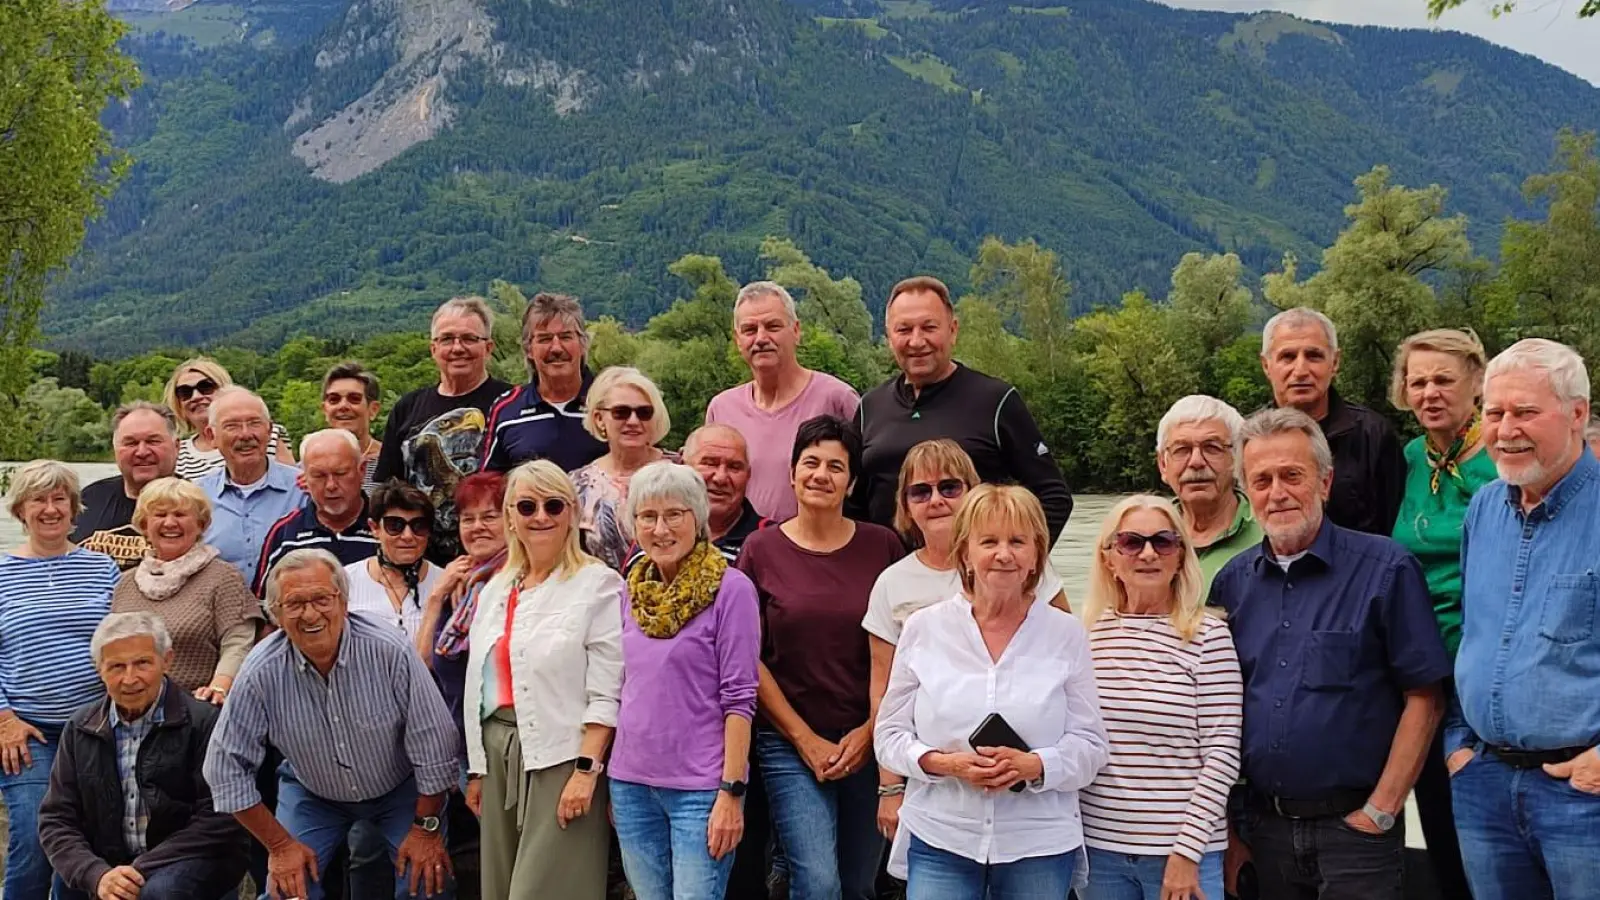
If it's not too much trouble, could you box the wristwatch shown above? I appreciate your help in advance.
[1362,803,1397,833]
[575,756,605,775]
[719,780,747,798]
[412,815,442,834]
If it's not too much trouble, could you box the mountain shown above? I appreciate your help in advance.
[46,0,1600,354]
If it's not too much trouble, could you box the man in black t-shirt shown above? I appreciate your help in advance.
[374,296,512,561]
[72,401,179,569]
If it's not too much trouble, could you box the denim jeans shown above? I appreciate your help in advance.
[612,779,735,900]
[755,728,883,900]
[1079,848,1222,900]
[905,833,1077,900]
[273,772,454,900]
[1236,803,1404,900]
[348,819,396,899]
[54,857,241,900]
[0,727,58,900]
[1452,751,1600,900]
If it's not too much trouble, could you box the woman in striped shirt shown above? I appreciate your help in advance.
[0,461,120,900]
[163,356,294,480]
[1078,494,1242,900]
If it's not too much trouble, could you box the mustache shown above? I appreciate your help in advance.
[1179,468,1218,484]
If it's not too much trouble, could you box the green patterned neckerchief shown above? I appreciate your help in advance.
[1426,412,1482,495]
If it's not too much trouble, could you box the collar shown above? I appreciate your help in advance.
[891,362,964,407]
[290,625,352,676]
[1502,449,1598,521]
[1317,388,1355,438]
[1249,516,1336,573]
[1178,490,1254,544]
[209,460,298,498]
[722,499,766,541]
[531,365,594,408]
[108,680,168,730]
[307,497,373,538]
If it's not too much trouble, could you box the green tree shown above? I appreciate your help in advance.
[23,378,109,461]
[761,237,887,388]
[634,255,746,447]
[968,237,1074,385]
[487,279,531,385]
[1167,252,1255,395]
[1428,1,1597,19]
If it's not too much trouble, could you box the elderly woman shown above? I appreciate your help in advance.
[608,462,761,899]
[165,356,293,480]
[463,460,623,899]
[1077,495,1241,900]
[0,461,121,899]
[570,366,680,571]
[737,415,905,900]
[863,439,1066,842]
[346,479,445,642]
[875,484,1108,898]
[425,471,509,710]
[112,477,261,702]
[1389,328,1490,900]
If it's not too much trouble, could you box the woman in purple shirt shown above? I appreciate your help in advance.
[610,462,761,900]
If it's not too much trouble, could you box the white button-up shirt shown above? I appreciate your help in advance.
[464,562,623,776]
[875,594,1109,874]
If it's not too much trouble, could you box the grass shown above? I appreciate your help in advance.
[888,52,967,94]
[1009,5,1072,16]
[816,16,890,39]
[1218,11,1344,59]
[119,2,247,46]
[880,0,959,21]
[1422,69,1465,97]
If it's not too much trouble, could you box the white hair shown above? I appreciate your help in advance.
[1156,395,1245,454]
[1237,407,1335,483]
[735,281,798,323]
[90,612,173,666]
[1485,338,1591,407]
[623,461,712,541]
[206,385,271,429]
[431,295,494,337]
[299,427,362,461]
[1262,307,1339,356]
[683,424,749,462]
[261,548,348,626]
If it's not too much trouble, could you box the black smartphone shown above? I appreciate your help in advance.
[968,712,1029,793]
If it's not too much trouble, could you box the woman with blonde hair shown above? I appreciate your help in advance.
[569,366,680,571]
[165,356,294,479]
[1077,494,1241,900]
[462,459,622,899]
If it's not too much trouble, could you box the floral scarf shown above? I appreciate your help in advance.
[1426,413,1482,494]
[134,543,219,601]
[627,541,726,639]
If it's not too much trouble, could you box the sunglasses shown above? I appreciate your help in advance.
[905,478,967,504]
[1111,530,1183,557]
[514,497,568,518]
[603,405,655,423]
[324,391,369,406]
[175,378,219,402]
[379,515,432,537]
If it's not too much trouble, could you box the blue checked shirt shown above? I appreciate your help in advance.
[110,683,166,854]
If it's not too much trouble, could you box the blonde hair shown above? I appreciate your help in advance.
[1390,328,1488,411]
[502,460,598,582]
[893,439,980,546]
[162,357,234,436]
[952,484,1049,596]
[132,477,213,536]
[584,366,671,444]
[5,460,83,529]
[1080,494,1210,643]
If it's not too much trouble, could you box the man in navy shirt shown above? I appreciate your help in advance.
[481,292,606,475]
[1211,407,1449,900]
[255,430,378,596]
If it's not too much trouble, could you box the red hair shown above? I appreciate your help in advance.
[455,471,507,513]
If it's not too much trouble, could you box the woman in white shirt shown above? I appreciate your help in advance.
[1077,495,1241,900]
[875,484,1109,899]
[462,459,623,900]
[344,480,445,645]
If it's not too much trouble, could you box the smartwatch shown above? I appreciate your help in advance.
[412,815,442,834]
[575,756,605,775]
[719,780,747,798]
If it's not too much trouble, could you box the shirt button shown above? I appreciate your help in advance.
[1282,621,1291,629]
[1278,660,1287,668]
[1274,700,1283,709]
[1272,741,1280,749]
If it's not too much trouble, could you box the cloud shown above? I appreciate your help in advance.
[1159,0,1600,85]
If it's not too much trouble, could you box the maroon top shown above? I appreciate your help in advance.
[738,522,905,733]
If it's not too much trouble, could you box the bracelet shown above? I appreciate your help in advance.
[877,783,906,797]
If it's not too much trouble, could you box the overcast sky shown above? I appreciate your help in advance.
[1159,0,1600,85]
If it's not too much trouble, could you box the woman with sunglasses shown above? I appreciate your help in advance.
[1077,495,1241,900]
[344,480,444,644]
[570,366,680,572]
[463,460,623,900]
[164,356,294,480]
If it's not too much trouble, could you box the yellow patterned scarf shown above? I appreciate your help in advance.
[627,541,727,639]
[1427,413,1483,494]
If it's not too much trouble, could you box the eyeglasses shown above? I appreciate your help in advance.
[431,334,488,348]
[279,595,338,618]
[1165,441,1230,462]
[635,508,692,530]
[531,331,580,346]
[175,379,219,402]
[905,478,967,504]
[603,405,655,423]
[379,515,432,537]
[324,391,369,406]
[1110,530,1183,557]
[514,497,568,518]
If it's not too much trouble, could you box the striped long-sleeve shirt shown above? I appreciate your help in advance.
[1080,612,1242,862]
[0,549,119,725]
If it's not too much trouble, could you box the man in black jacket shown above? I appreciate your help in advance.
[39,612,248,900]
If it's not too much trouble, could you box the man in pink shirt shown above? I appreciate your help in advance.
[705,282,860,522]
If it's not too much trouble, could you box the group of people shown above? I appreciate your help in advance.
[0,274,1595,900]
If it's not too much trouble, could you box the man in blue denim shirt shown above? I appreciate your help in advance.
[197,387,305,588]
[1447,338,1600,899]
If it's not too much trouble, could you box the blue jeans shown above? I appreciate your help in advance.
[1453,751,1600,900]
[905,833,1078,899]
[755,728,883,900]
[1079,848,1222,900]
[54,858,241,900]
[612,779,734,900]
[0,728,58,900]
[273,773,455,900]
[348,819,396,898]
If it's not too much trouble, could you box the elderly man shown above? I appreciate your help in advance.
[1156,395,1263,587]
[481,291,605,474]
[195,386,305,588]
[321,362,384,489]
[1446,338,1600,898]
[39,612,248,900]
[1211,407,1449,900]
[706,282,859,521]
[204,550,460,900]
[851,276,1073,542]
[72,402,180,570]
[255,429,377,596]
[1260,307,1405,535]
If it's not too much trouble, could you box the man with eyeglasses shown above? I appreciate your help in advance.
[1155,395,1263,589]
[73,401,181,570]
[321,361,385,490]
[254,430,379,596]
[197,387,306,588]
[481,292,606,474]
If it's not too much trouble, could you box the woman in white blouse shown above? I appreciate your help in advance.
[462,459,623,900]
[875,484,1109,899]
[1077,495,1241,900]
[344,480,444,645]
